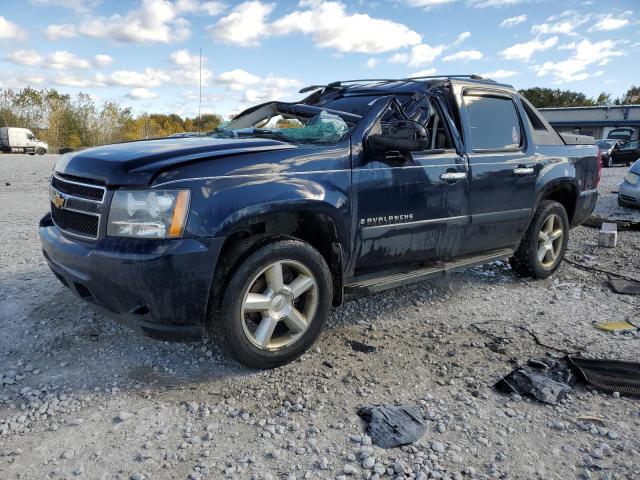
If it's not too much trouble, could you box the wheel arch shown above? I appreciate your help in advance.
[210,205,347,314]
[535,179,578,225]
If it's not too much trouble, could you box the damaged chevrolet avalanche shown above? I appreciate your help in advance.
[40,75,600,368]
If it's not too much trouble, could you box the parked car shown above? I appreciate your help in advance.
[611,140,640,167]
[0,127,48,154]
[618,160,640,208]
[607,127,639,142]
[596,139,622,167]
[39,75,600,368]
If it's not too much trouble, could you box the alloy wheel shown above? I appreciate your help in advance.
[241,260,318,351]
[537,213,564,269]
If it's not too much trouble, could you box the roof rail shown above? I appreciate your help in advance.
[298,75,486,93]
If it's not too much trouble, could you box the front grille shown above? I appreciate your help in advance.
[51,175,105,202]
[51,202,99,239]
[621,195,637,203]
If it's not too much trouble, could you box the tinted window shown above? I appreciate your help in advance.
[621,141,640,150]
[464,93,522,150]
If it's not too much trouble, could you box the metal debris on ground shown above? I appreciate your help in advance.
[568,357,640,397]
[609,278,640,295]
[598,222,617,247]
[357,404,427,449]
[595,321,637,332]
[348,340,377,353]
[495,358,577,405]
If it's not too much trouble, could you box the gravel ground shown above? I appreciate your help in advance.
[0,154,639,480]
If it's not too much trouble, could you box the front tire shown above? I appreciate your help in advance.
[211,239,332,369]
[37,148,46,155]
[510,201,569,279]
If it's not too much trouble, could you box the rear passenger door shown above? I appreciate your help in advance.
[458,88,538,256]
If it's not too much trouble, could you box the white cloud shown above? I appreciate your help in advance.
[500,14,527,28]
[409,68,437,77]
[168,49,213,85]
[500,36,558,62]
[45,24,77,40]
[47,50,92,70]
[532,10,589,36]
[534,39,623,83]
[217,69,261,90]
[210,1,421,54]
[5,49,43,66]
[451,31,471,46]
[169,49,199,66]
[366,58,380,68]
[480,69,519,79]
[175,0,226,16]
[442,49,483,62]
[30,0,99,11]
[0,16,27,40]
[126,88,159,99]
[271,1,421,54]
[94,54,113,67]
[394,43,446,67]
[589,13,631,32]
[50,73,98,88]
[209,1,274,47]
[101,69,171,87]
[404,0,457,7]
[78,0,192,44]
[468,0,525,7]
[241,75,301,103]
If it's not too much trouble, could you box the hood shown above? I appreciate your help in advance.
[54,136,297,186]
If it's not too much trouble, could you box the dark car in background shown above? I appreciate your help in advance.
[618,160,640,208]
[596,139,622,167]
[612,140,640,167]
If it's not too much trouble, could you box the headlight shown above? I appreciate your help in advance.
[624,172,639,185]
[107,189,190,238]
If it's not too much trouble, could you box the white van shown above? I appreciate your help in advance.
[0,127,48,154]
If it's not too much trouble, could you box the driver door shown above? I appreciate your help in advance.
[353,97,469,273]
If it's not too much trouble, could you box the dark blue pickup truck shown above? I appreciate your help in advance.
[40,75,600,368]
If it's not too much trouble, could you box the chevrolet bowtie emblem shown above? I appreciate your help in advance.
[52,192,66,209]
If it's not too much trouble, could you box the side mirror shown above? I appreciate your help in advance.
[368,120,429,154]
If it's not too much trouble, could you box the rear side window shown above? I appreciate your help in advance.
[520,97,564,145]
[463,93,522,151]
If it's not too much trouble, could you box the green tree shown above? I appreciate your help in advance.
[619,85,640,105]
[518,87,595,108]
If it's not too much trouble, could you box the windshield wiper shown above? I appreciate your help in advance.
[248,129,293,143]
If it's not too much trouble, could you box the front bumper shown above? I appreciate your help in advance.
[619,182,640,207]
[571,189,598,227]
[39,214,225,341]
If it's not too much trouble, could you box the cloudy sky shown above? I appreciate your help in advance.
[0,0,637,119]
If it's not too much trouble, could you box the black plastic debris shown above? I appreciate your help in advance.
[569,357,640,397]
[609,278,640,295]
[357,404,426,449]
[495,358,577,405]
[348,340,376,354]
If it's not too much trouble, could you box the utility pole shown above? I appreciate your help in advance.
[198,47,202,134]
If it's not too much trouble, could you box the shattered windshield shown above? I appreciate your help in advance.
[211,103,357,145]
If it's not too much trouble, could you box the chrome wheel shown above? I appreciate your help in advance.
[241,260,318,351]
[537,213,564,269]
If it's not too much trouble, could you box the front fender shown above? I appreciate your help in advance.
[181,171,352,244]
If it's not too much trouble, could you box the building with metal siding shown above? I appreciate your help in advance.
[539,105,640,140]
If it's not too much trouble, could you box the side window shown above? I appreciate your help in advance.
[463,93,522,151]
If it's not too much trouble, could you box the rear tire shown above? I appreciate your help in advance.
[211,238,332,369]
[510,201,569,279]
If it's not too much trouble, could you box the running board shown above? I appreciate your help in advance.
[345,248,514,295]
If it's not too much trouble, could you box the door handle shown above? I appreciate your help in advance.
[440,172,467,181]
[513,166,534,175]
